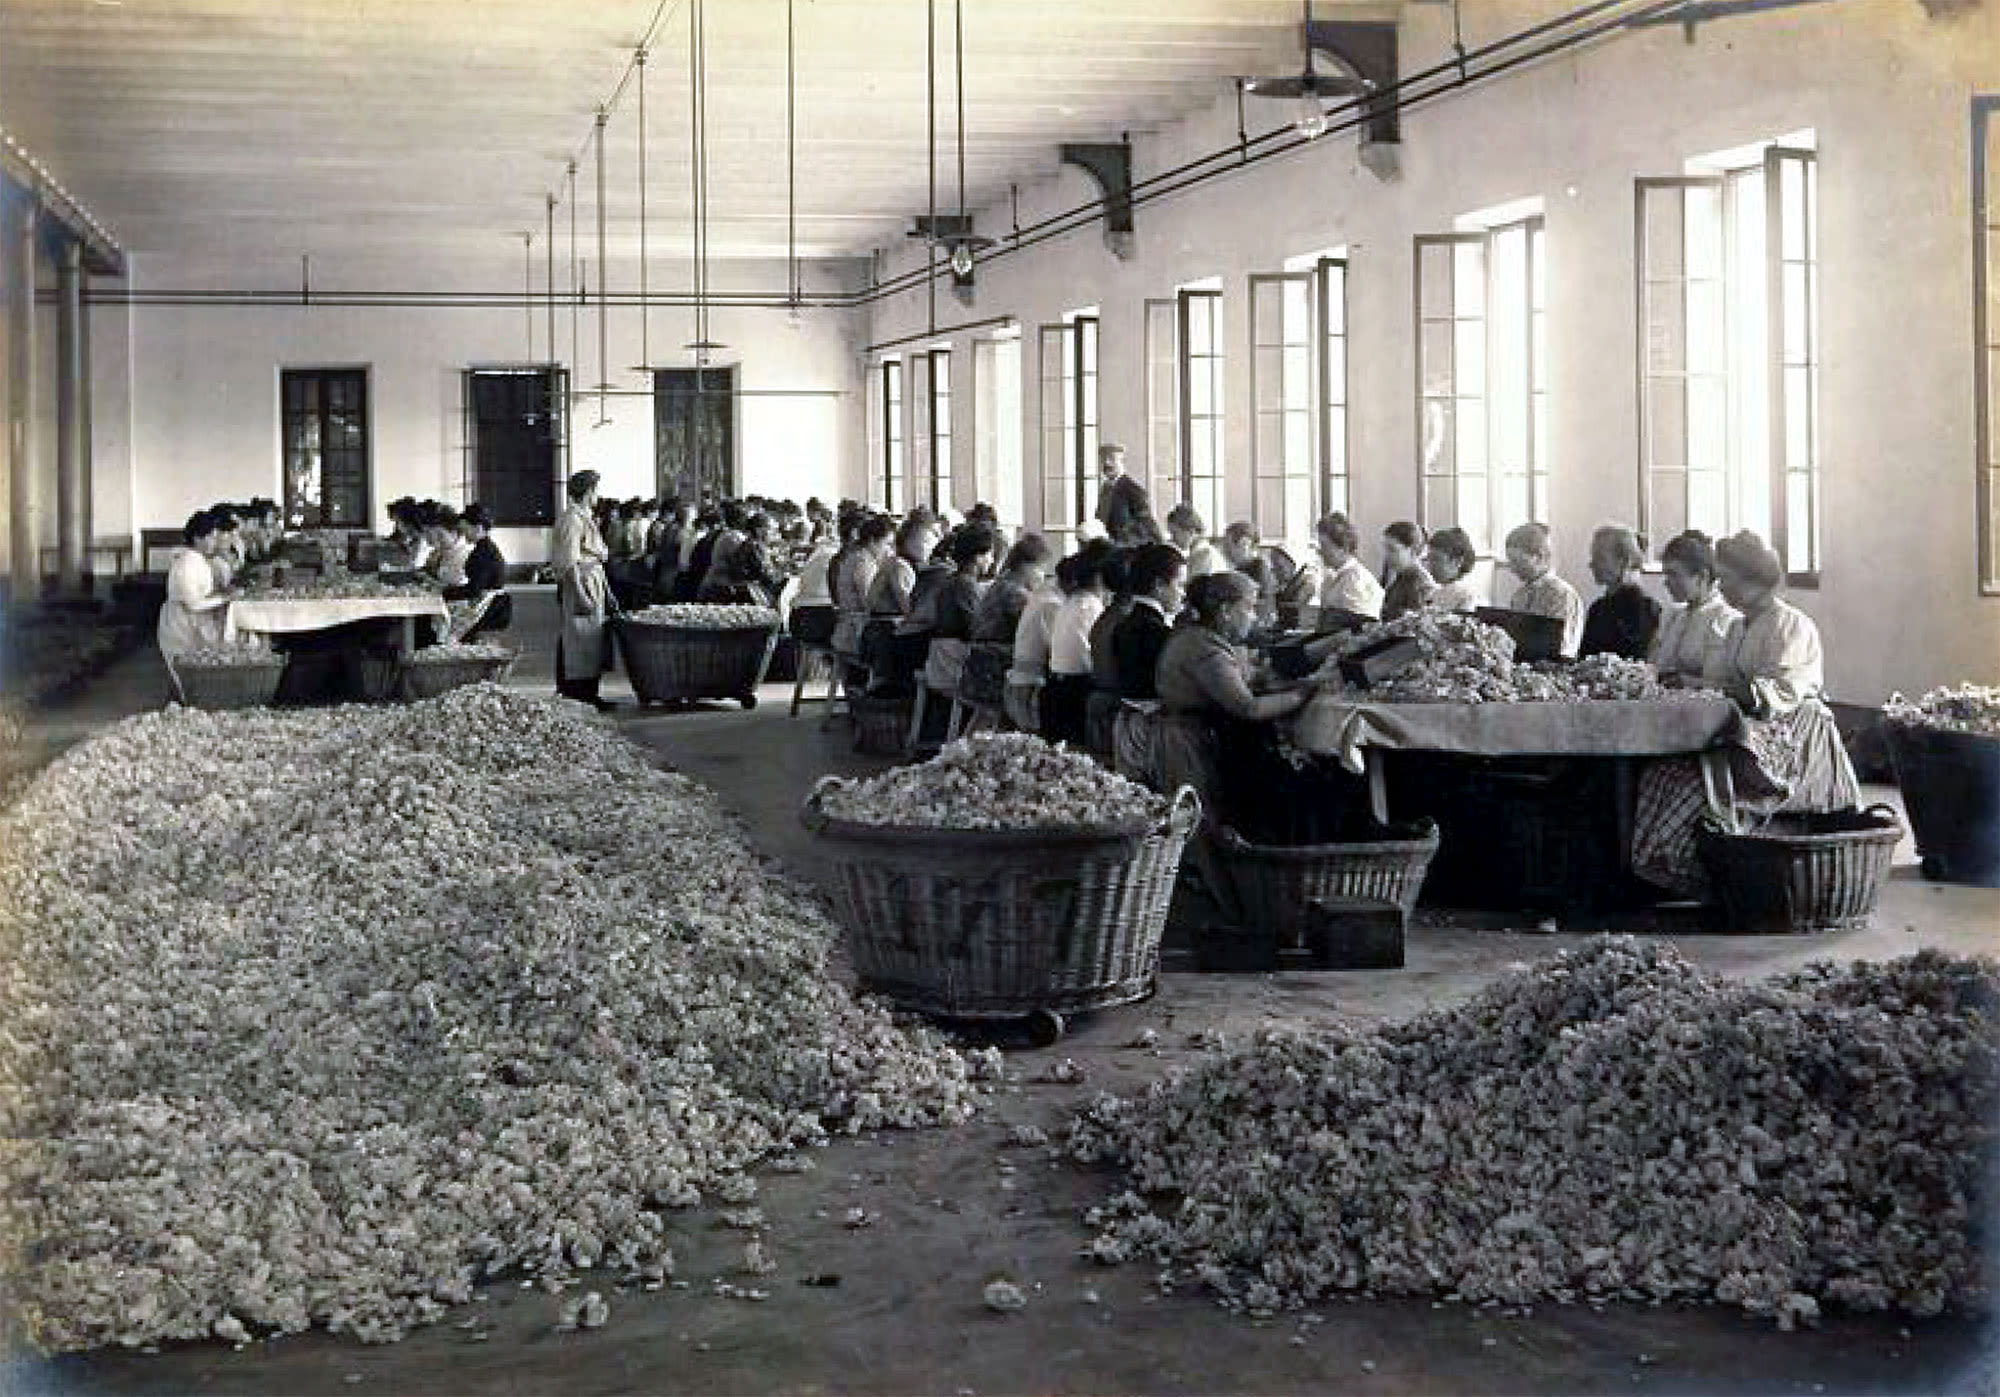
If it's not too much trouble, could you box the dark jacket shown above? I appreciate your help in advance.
[1111,601,1174,701]
[1579,583,1662,661]
[1095,474,1163,546]
[443,537,507,601]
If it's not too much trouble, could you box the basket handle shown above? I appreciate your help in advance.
[1862,802,1903,827]
[1165,785,1203,839]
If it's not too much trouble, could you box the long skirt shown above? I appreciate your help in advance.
[1040,673,1094,747]
[1113,706,1160,787]
[1003,677,1043,733]
[1633,698,1862,898]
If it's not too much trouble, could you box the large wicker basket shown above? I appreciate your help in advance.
[847,690,912,756]
[617,618,778,709]
[1699,804,1902,934]
[1214,820,1439,948]
[174,656,287,711]
[801,785,1200,1025]
[398,649,515,702]
[1887,722,2000,887]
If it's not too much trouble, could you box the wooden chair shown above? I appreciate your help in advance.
[906,637,968,755]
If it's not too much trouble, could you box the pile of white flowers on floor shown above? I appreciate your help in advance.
[1884,683,2000,738]
[815,732,1167,829]
[402,640,514,666]
[1069,939,1998,1327]
[0,684,978,1353]
[624,603,781,631]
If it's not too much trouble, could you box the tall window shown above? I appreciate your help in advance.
[1144,298,1178,515]
[1317,257,1351,519]
[280,368,370,529]
[1251,272,1313,542]
[464,367,565,526]
[880,359,905,512]
[654,367,735,502]
[975,332,1024,526]
[1638,138,1818,580]
[1415,218,1546,552]
[1979,98,2000,593]
[927,348,953,510]
[1038,312,1097,544]
[1178,287,1225,531]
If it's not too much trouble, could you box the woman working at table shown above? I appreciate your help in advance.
[158,509,235,683]
[443,504,511,641]
[551,470,617,711]
[1650,530,1735,685]
[1632,529,1858,897]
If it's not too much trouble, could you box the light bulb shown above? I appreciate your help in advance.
[1296,93,1329,141]
[949,241,976,278]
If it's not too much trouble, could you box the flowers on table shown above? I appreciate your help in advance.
[815,732,1167,831]
[1313,613,1692,705]
[1068,938,1998,1326]
[1884,684,2000,738]
[0,684,978,1352]
[624,604,782,631]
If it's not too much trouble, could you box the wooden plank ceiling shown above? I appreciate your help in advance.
[0,0,1399,265]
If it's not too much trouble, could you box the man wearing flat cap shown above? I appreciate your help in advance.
[1093,444,1163,547]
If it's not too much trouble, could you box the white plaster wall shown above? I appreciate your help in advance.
[864,0,2000,705]
[121,248,869,562]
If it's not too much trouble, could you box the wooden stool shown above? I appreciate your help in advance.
[790,640,846,721]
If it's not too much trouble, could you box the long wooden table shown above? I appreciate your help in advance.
[226,593,449,655]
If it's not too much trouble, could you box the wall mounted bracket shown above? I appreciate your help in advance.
[1302,18,1400,148]
[1060,141,1136,260]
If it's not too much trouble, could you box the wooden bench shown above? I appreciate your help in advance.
[41,540,137,580]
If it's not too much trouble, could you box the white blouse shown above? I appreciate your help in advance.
[1047,593,1106,677]
[1651,592,1737,683]
[1701,596,1826,717]
[1317,556,1384,622]
[158,547,229,661]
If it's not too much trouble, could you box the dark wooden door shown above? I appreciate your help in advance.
[654,367,736,502]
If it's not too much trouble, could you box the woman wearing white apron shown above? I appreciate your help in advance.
[157,509,233,699]
[550,471,617,710]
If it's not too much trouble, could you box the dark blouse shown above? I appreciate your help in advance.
[1380,564,1438,622]
[443,537,506,601]
[969,578,1031,643]
[1089,597,1134,690]
[930,571,984,641]
[1579,582,1663,661]
[1111,602,1174,701]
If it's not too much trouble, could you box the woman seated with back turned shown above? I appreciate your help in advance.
[1041,540,1114,745]
[444,503,512,641]
[971,534,1053,644]
[1579,524,1661,661]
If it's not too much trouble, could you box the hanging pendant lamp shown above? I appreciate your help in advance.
[938,0,992,280]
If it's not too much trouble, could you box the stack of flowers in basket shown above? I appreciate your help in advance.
[816,732,1166,830]
[1884,684,2000,737]
[174,642,281,669]
[624,603,781,630]
[403,641,513,667]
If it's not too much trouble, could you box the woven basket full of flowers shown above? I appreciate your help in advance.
[1883,685,2000,887]
[617,604,779,709]
[801,735,1198,1037]
[398,643,516,702]
[173,647,287,711]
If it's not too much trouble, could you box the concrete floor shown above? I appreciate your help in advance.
[6,593,1998,1396]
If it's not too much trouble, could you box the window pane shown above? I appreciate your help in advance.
[1648,377,1687,468]
[1284,346,1310,405]
[1686,185,1724,278]
[1456,398,1488,472]
[1453,243,1487,317]
[1420,242,1455,308]
[1785,470,1813,572]
[1645,282,1687,373]
[1454,320,1487,396]
[1423,473,1455,529]
[1783,263,1812,363]
[1687,279,1726,372]
[1325,405,1347,473]
[1457,474,1490,554]
[1646,188,1686,277]
[1255,414,1283,467]
[1689,374,1727,473]
[1254,347,1284,412]
[1421,400,1455,476]
[1780,158,1809,261]
[1323,334,1347,405]
[1421,321,1455,396]
[1285,412,1310,471]
[1321,263,1347,334]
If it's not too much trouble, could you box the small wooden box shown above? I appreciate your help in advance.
[1339,635,1423,689]
[1302,897,1406,970]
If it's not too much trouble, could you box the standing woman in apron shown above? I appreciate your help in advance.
[551,470,618,711]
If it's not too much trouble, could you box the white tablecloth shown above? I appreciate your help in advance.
[1291,693,1742,774]
[226,594,447,641]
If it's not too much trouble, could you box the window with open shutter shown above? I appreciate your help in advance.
[1038,323,1073,545]
[1250,272,1313,543]
[880,359,905,512]
[1144,298,1179,518]
[1177,289,1224,532]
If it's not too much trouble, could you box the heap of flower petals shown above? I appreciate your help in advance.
[0,685,977,1351]
[815,732,1167,830]
[1070,939,1998,1327]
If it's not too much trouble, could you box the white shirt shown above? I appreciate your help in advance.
[1510,572,1586,660]
[1702,596,1825,717]
[1432,579,1482,613]
[158,547,229,661]
[1048,592,1106,677]
[1317,556,1384,622]
[1651,592,1737,683]
[1182,539,1227,579]
[1009,587,1063,681]
[431,535,474,589]
[794,541,838,607]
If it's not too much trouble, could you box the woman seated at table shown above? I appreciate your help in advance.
[1005,554,1070,732]
[1502,522,1584,659]
[381,498,429,572]
[860,514,941,694]
[443,504,512,640]
[207,507,245,590]
[1380,522,1438,622]
[1649,529,1736,686]
[1633,529,1859,898]
[1166,505,1226,579]
[158,509,236,685]
[423,505,473,589]
[1310,512,1384,628]
[1426,527,1481,613]
[971,533,1053,644]
[832,513,892,661]
[1219,522,1278,627]
[1108,543,1188,783]
[699,511,783,606]
[927,524,996,641]
[1041,540,1114,745]
[1153,571,1315,860]
[1578,524,1661,661]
